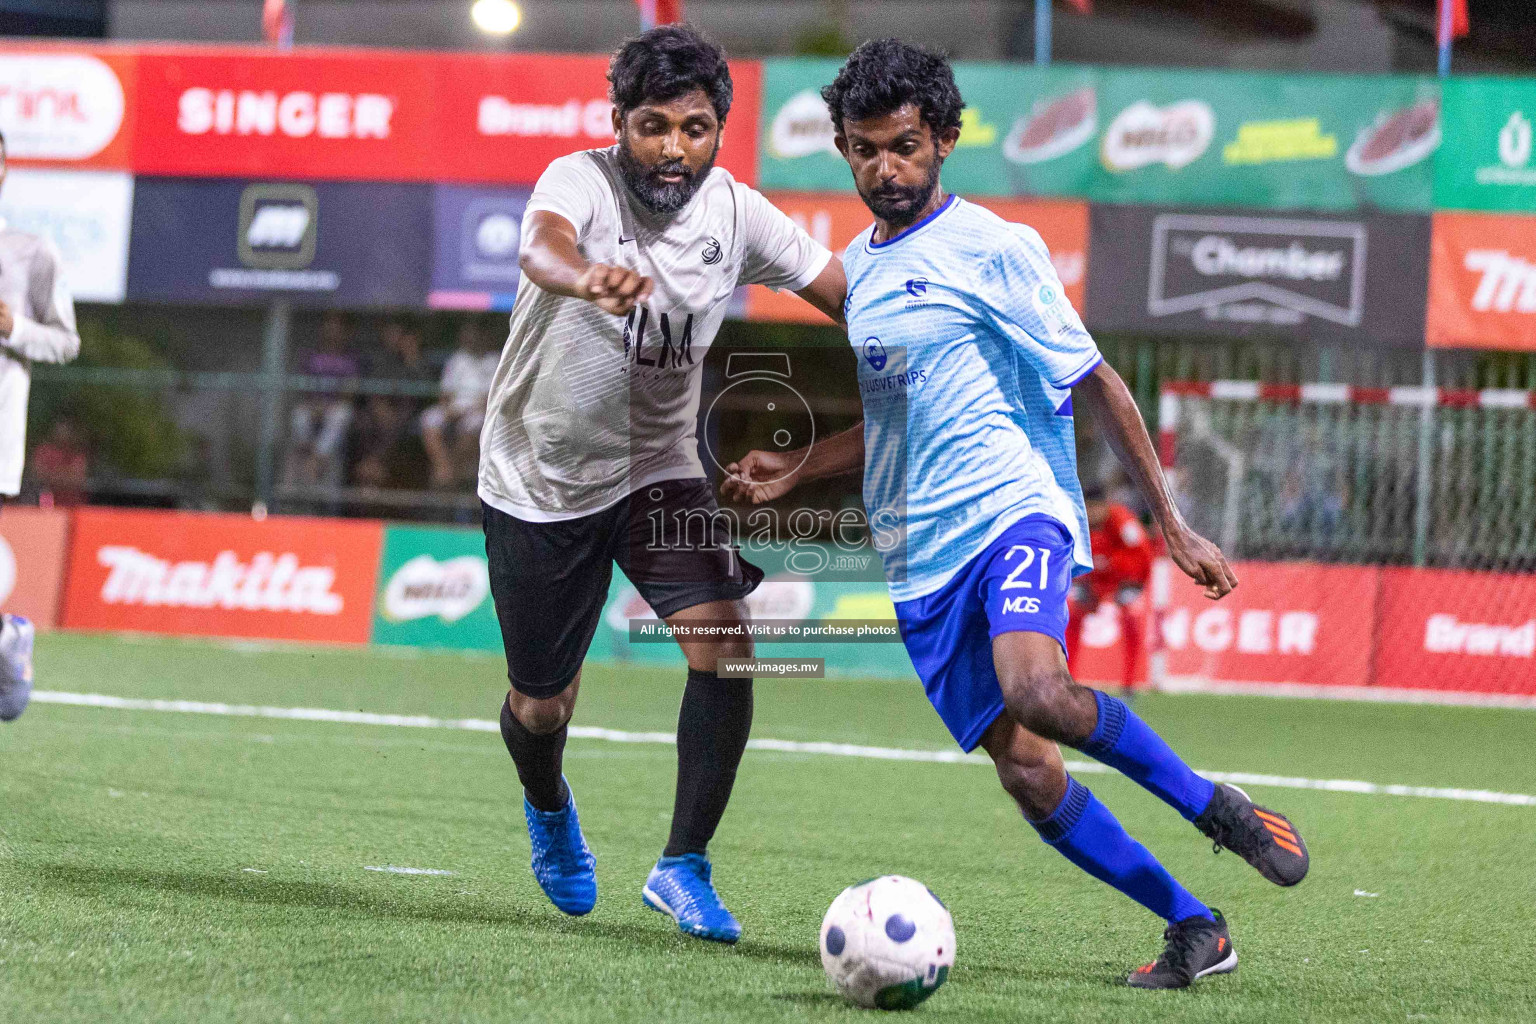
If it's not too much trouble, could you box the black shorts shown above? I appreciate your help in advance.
[483,478,763,699]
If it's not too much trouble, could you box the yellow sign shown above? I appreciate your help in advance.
[1223,118,1337,166]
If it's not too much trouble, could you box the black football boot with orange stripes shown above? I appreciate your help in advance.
[1194,783,1310,886]
[1125,909,1237,990]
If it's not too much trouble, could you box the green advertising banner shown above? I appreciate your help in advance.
[759,57,1097,197]
[1435,78,1536,212]
[368,525,914,679]
[1092,70,1437,212]
[759,60,1440,212]
[371,524,501,651]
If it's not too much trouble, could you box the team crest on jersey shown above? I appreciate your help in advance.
[701,236,723,265]
[863,336,888,371]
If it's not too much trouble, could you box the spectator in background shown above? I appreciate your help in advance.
[1066,482,1155,693]
[352,318,430,488]
[422,317,499,489]
[284,312,360,488]
[28,417,89,508]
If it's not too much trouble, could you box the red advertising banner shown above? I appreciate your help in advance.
[1427,210,1536,352]
[1375,567,1536,695]
[123,46,760,186]
[747,195,1088,323]
[433,53,760,187]
[0,45,137,170]
[0,506,72,628]
[1158,560,1377,688]
[132,48,442,182]
[61,508,383,644]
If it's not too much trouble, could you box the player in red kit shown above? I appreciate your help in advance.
[1067,484,1155,692]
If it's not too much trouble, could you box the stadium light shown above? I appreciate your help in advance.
[471,0,522,35]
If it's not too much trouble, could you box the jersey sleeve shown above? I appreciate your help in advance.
[3,236,80,365]
[524,153,609,243]
[976,225,1101,390]
[736,185,832,292]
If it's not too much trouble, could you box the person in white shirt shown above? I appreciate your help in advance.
[0,129,83,721]
[421,317,499,488]
[478,26,845,942]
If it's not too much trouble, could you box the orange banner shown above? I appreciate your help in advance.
[1427,211,1536,352]
[0,506,71,628]
[746,195,1089,323]
[61,508,383,644]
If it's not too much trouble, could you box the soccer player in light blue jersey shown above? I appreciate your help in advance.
[725,39,1310,989]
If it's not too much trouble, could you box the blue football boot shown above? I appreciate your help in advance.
[523,780,597,916]
[642,853,741,943]
[0,615,35,722]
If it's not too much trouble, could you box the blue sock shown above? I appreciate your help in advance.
[1029,777,1213,924]
[1077,690,1216,822]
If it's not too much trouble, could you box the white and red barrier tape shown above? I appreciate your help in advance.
[1156,380,1536,466]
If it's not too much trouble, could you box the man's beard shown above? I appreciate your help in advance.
[617,137,717,215]
[860,159,943,230]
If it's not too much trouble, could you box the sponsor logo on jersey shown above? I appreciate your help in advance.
[1101,99,1214,172]
[905,278,927,297]
[1149,214,1366,327]
[623,307,695,370]
[237,183,319,270]
[863,336,887,371]
[0,54,126,161]
[95,545,345,616]
[380,554,489,624]
[178,88,395,140]
[702,236,723,265]
[476,96,612,139]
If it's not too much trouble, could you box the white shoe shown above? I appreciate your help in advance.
[0,615,35,722]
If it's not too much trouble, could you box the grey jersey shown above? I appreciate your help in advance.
[0,219,81,495]
[477,147,830,521]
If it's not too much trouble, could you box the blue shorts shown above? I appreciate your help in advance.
[894,514,1075,752]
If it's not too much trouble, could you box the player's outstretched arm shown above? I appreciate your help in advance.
[721,421,865,506]
[518,210,653,317]
[794,257,849,327]
[1073,362,1238,600]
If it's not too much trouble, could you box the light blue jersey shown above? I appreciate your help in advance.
[844,195,1100,602]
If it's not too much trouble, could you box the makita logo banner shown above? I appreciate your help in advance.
[97,547,345,615]
[1428,211,1536,352]
[1086,205,1429,346]
[62,509,382,643]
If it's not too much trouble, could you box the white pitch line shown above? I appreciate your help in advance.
[364,866,455,877]
[31,690,1536,808]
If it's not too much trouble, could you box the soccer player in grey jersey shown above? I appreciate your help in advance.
[477,26,847,942]
[0,129,82,722]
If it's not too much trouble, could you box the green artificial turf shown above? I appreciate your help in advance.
[2,632,1533,1023]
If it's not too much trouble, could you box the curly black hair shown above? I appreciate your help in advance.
[821,38,964,140]
[609,24,733,125]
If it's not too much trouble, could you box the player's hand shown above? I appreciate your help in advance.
[0,299,12,338]
[1163,522,1238,600]
[721,449,802,505]
[575,263,653,317]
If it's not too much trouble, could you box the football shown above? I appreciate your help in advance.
[819,876,956,1010]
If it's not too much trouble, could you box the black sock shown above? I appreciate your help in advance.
[664,668,754,858]
[499,696,569,812]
